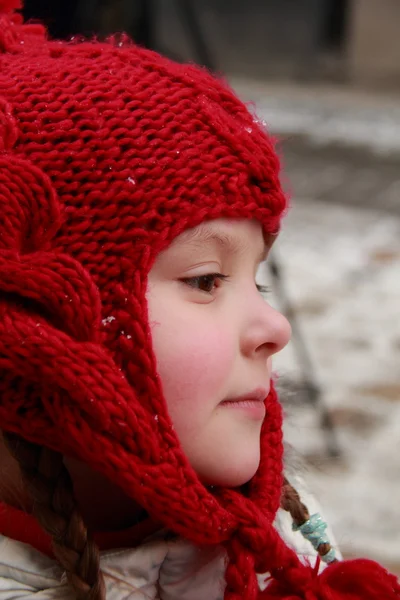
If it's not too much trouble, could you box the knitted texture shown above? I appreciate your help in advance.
[1,5,399,600]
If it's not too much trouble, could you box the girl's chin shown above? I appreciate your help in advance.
[196,457,261,488]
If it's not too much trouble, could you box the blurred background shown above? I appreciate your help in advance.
[22,0,400,574]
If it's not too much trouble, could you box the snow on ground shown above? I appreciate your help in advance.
[257,98,400,156]
[260,198,400,568]
[232,79,400,156]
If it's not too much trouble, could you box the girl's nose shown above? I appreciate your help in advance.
[241,295,291,358]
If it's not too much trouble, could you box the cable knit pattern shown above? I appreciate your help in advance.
[1,4,398,600]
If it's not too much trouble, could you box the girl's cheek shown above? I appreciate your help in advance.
[151,316,235,408]
[158,326,233,388]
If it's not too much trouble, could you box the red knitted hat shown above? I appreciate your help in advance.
[0,3,398,599]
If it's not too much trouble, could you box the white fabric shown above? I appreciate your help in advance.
[0,486,340,599]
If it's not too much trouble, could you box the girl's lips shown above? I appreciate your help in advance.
[220,388,268,419]
[222,388,269,404]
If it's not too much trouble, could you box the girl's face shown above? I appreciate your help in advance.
[147,219,291,487]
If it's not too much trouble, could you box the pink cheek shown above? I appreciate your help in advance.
[152,321,234,417]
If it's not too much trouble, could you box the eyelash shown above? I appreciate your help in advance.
[180,273,271,295]
[180,273,229,293]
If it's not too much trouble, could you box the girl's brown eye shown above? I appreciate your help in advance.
[181,273,229,293]
[195,275,217,292]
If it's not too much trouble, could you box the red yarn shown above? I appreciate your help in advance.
[262,559,400,599]
[0,11,398,600]
[0,0,21,15]
[0,0,44,53]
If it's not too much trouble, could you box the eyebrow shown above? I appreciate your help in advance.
[179,225,269,263]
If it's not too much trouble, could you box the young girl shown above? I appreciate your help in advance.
[0,1,398,598]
